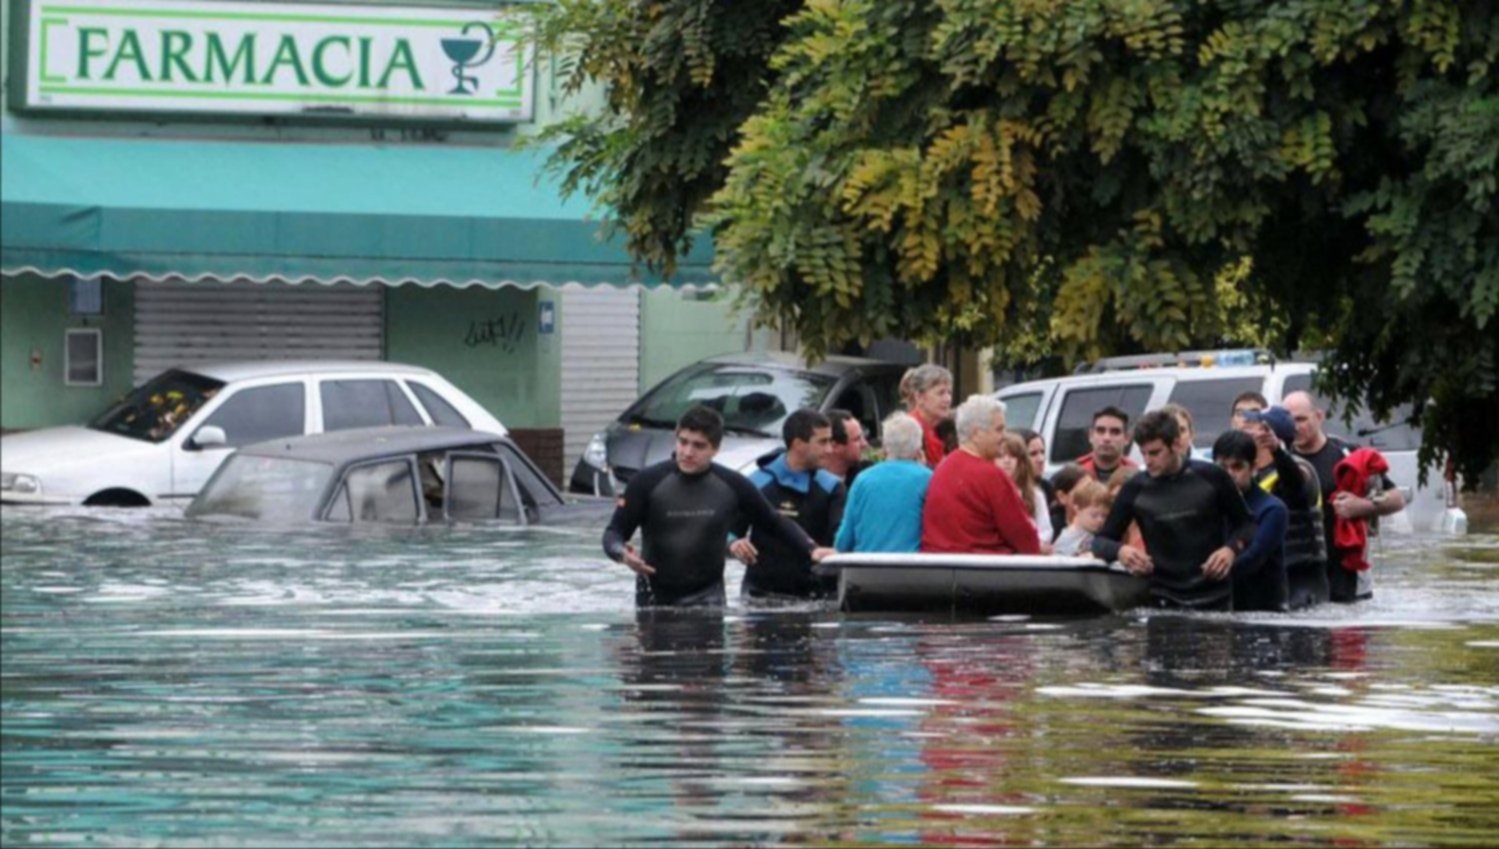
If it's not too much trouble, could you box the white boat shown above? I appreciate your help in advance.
[820,552,1150,615]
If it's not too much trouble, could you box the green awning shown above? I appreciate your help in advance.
[0,133,716,289]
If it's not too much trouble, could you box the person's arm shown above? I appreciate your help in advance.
[1234,500,1286,578]
[721,468,818,554]
[1091,476,1142,564]
[1332,468,1406,519]
[1271,448,1311,511]
[1212,464,1257,552]
[602,466,660,575]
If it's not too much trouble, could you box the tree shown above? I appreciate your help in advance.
[536,0,1499,483]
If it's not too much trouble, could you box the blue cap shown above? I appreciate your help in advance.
[1244,406,1295,445]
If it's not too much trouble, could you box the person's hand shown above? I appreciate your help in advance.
[1332,491,1369,520]
[1118,545,1153,575]
[1039,542,1055,555]
[810,546,836,563]
[1201,545,1234,580]
[729,537,758,565]
[620,544,655,577]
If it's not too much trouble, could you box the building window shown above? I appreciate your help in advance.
[65,329,103,387]
[69,278,103,316]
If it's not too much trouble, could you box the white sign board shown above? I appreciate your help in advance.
[20,0,534,122]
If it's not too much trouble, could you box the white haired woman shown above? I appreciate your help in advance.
[833,412,934,553]
[899,364,954,468]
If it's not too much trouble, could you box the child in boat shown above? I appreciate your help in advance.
[1053,478,1111,557]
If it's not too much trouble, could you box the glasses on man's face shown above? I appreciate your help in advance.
[1232,407,1260,418]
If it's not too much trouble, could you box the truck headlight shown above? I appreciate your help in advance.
[582,432,609,470]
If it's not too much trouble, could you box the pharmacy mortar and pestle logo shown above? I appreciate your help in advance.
[441,21,498,95]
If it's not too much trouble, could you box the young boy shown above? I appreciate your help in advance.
[1053,478,1111,557]
[1213,429,1290,612]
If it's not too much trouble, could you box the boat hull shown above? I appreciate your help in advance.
[826,553,1150,615]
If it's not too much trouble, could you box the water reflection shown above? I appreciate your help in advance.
[2,507,1497,846]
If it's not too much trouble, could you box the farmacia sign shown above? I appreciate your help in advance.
[15,0,534,122]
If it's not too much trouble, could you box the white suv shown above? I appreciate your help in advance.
[996,351,1464,534]
[0,360,505,506]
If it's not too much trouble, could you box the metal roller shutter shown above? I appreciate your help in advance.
[560,287,640,472]
[133,281,385,385]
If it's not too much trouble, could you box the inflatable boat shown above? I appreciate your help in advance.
[819,552,1150,615]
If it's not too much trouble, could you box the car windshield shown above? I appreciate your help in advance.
[186,454,335,523]
[89,369,226,443]
[627,364,837,438]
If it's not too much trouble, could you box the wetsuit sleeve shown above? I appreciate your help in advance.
[1091,475,1143,563]
[1209,463,1257,552]
[720,468,817,553]
[1234,500,1286,577]
[602,465,663,562]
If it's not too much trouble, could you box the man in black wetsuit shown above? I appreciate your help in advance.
[1092,410,1257,611]
[602,406,834,608]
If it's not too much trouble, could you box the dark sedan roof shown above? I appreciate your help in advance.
[236,426,508,464]
[700,351,908,377]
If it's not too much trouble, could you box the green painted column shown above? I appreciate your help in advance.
[0,275,135,430]
[384,285,559,429]
[638,288,772,392]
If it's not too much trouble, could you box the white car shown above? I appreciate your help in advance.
[995,349,1466,534]
[0,361,506,507]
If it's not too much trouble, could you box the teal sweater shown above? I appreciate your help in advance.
[834,459,933,553]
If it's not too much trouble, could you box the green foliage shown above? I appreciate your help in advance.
[538,0,1499,483]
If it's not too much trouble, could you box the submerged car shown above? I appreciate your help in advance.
[187,426,604,526]
[570,352,910,496]
[1,361,505,507]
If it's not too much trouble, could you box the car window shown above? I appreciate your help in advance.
[1050,384,1154,463]
[1281,374,1420,451]
[199,383,306,447]
[1166,377,1266,448]
[626,365,836,438]
[89,369,226,443]
[495,443,564,508]
[407,381,471,428]
[999,392,1043,433]
[444,454,522,523]
[331,459,420,524]
[321,379,424,432]
[871,371,906,422]
[186,454,333,522]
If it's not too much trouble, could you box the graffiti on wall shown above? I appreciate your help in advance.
[464,312,528,354]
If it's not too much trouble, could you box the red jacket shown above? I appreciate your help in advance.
[913,409,948,469]
[1077,452,1138,481]
[1332,447,1389,573]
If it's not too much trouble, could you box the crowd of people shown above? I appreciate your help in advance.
[602,364,1403,613]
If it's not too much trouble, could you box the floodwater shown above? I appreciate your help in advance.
[3,506,1497,847]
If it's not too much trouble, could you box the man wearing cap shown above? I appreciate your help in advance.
[1239,404,1328,608]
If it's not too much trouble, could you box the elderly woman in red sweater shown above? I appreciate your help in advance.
[900,364,954,468]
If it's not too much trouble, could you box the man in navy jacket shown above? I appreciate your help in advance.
[733,409,847,599]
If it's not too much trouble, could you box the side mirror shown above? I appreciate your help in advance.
[190,425,228,450]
